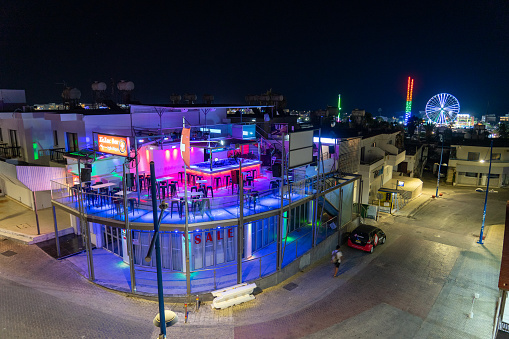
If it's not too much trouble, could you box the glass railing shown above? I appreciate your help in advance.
[315,216,338,246]
[51,176,317,225]
[281,227,313,268]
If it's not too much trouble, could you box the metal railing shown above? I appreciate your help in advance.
[50,176,314,224]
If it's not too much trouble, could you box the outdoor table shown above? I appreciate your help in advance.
[114,190,134,196]
[177,191,203,198]
[91,182,117,190]
[196,179,207,190]
[156,176,174,182]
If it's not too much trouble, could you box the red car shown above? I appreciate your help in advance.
[347,224,386,253]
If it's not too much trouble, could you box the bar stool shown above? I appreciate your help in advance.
[170,199,180,218]
[197,187,206,197]
[113,198,123,216]
[191,186,198,193]
[159,181,168,199]
[128,197,137,216]
[72,184,80,202]
[214,177,222,189]
[196,198,210,217]
[171,180,179,191]
[169,182,178,197]
[224,175,231,188]
[99,187,109,206]
[178,172,184,183]
[138,174,145,190]
[245,176,254,187]
[178,198,185,218]
[145,175,151,189]
[206,186,213,198]
[251,191,259,210]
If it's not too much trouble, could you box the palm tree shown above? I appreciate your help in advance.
[407,116,422,136]
[424,122,434,142]
[497,123,508,138]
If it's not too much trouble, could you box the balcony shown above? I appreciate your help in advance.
[386,150,406,167]
[0,144,22,159]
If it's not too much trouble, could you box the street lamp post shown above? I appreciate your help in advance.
[435,133,445,197]
[478,139,494,245]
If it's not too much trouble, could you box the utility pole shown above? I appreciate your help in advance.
[435,133,445,197]
[478,139,494,245]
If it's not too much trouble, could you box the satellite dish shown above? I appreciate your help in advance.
[117,80,135,91]
[91,81,107,91]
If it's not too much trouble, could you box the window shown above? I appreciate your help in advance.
[489,174,500,179]
[53,130,58,146]
[66,132,78,152]
[465,172,478,177]
[9,129,18,147]
[0,128,3,142]
[467,152,480,161]
[491,153,501,160]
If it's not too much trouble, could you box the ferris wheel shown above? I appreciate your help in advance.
[425,93,460,125]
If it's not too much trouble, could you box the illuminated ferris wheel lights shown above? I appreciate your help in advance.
[425,93,460,126]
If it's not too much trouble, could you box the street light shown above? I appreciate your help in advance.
[435,133,445,197]
[478,139,494,245]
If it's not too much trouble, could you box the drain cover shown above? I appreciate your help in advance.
[283,282,298,291]
[1,250,17,257]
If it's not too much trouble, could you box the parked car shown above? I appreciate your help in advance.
[347,224,386,253]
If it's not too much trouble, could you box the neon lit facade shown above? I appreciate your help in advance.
[404,77,414,125]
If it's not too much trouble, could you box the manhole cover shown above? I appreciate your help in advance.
[283,282,298,291]
[1,250,17,257]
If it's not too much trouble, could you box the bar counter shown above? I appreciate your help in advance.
[186,158,261,189]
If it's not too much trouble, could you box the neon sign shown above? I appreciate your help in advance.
[97,133,129,157]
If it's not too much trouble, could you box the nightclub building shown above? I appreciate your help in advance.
[1,102,362,296]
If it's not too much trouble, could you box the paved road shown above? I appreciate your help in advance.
[0,175,505,338]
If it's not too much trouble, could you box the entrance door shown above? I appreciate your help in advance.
[103,226,123,257]
[479,173,484,186]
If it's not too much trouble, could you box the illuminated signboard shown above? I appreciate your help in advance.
[97,133,129,157]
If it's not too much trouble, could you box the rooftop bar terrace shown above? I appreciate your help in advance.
[48,121,362,296]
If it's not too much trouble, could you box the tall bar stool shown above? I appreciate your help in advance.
[224,175,231,189]
[205,186,213,198]
[127,197,137,216]
[214,177,222,189]
[159,181,168,199]
[171,180,179,191]
[169,182,178,197]
[190,186,198,193]
[178,172,184,183]
[170,199,180,218]
[138,174,145,191]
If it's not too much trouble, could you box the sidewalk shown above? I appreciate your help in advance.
[0,196,73,244]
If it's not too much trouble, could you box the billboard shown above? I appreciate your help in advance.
[289,130,313,169]
[97,133,129,157]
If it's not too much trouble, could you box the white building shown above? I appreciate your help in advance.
[357,132,406,204]
[448,141,509,187]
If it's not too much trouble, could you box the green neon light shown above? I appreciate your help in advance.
[33,142,39,160]
[405,101,412,113]
[283,211,288,238]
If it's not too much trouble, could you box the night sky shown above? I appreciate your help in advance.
[1,1,508,117]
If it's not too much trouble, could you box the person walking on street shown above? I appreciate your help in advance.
[331,245,343,277]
